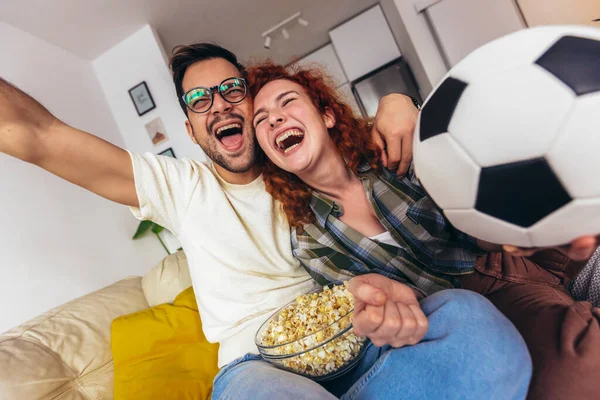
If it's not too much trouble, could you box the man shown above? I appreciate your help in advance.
[1,43,532,399]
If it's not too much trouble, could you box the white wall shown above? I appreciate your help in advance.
[517,0,600,27]
[93,25,206,162]
[0,22,166,333]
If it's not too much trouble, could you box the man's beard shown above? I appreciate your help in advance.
[207,138,257,173]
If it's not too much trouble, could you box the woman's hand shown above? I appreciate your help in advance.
[502,234,600,261]
[371,94,419,177]
[348,274,428,348]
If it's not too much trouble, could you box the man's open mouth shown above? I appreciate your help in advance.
[275,129,305,154]
[215,122,244,149]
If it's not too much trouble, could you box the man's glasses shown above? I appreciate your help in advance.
[182,77,248,114]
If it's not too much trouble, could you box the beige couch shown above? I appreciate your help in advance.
[0,251,192,400]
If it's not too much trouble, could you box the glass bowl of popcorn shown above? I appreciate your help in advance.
[255,281,369,381]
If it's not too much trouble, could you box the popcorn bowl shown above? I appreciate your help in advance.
[255,282,369,381]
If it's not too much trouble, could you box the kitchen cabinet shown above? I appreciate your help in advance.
[294,44,348,86]
[292,45,360,115]
[329,5,402,82]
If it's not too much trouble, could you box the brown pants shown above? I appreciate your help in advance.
[458,251,600,400]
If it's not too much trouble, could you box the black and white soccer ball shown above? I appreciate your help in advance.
[413,26,600,247]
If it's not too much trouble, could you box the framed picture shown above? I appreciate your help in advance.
[129,81,156,116]
[159,147,176,158]
[145,117,168,146]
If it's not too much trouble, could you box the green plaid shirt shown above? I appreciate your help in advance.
[291,164,483,296]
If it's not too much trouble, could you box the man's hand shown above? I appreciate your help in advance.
[348,274,428,348]
[371,94,419,177]
[503,234,600,261]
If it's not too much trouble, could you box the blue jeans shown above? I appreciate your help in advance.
[212,290,532,400]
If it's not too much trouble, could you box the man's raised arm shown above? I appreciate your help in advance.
[0,77,139,207]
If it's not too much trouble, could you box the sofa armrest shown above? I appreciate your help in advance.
[0,277,148,400]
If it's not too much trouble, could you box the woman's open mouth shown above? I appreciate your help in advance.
[275,129,305,154]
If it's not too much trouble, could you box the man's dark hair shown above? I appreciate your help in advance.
[170,43,245,116]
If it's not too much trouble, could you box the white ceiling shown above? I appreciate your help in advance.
[0,0,379,64]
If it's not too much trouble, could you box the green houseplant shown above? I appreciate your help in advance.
[132,221,169,254]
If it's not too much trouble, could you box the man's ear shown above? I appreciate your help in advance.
[323,107,336,128]
[185,120,199,145]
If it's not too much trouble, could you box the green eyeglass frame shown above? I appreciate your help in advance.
[182,77,248,114]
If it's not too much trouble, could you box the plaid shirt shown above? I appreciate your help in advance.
[291,164,483,296]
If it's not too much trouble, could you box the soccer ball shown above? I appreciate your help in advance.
[413,26,600,247]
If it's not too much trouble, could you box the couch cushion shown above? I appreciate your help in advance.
[142,250,192,307]
[112,286,219,400]
[0,277,148,400]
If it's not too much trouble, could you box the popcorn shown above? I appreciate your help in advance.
[258,282,366,377]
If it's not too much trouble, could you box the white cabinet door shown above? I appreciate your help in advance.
[294,44,348,86]
[329,5,401,82]
[421,0,525,66]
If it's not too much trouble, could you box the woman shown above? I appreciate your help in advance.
[212,62,530,400]
[245,62,600,400]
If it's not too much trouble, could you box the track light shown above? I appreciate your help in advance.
[261,12,308,49]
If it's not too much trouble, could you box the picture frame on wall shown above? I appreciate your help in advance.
[145,117,169,146]
[129,81,156,116]
[159,147,176,158]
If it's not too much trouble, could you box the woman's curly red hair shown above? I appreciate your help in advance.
[246,62,381,227]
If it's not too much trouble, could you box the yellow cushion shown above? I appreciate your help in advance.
[112,287,220,400]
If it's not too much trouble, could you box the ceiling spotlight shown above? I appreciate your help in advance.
[261,12,306,49]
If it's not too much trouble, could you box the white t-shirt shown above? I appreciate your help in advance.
[128,152,317,367]
[370,231,402,248]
